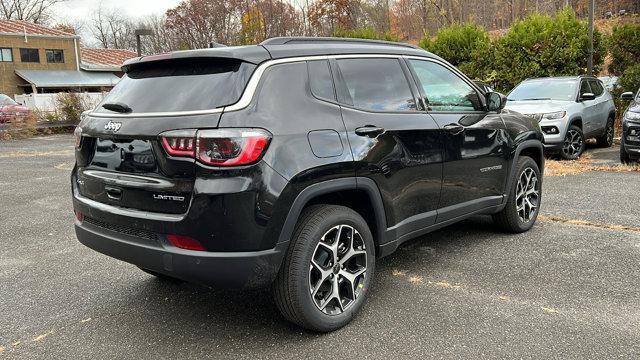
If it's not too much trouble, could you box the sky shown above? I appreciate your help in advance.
[53,0,183,22]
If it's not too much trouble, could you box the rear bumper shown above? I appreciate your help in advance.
[75,220,288,289]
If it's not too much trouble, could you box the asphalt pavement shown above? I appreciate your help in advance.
[1,135,638,359]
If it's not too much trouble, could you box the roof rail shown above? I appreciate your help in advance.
[260,37,422,50]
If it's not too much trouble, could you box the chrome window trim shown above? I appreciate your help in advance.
[89,53,432,118]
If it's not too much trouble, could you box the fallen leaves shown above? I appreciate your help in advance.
[541,307,560,314]
[538,214,640,233]
[0,150,74,158]
[392,269,408,276]
[544,152,640,177]
[32,331,53,342]
[433,281,462,290]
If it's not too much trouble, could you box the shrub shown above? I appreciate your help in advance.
[55,92,90,125]
[333,26,399,42]
[493,9,605,92]
[608,24,640,76]
[619,64,640,94]
[0,112,38,140]
[419,23,493,81]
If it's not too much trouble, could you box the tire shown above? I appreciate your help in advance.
[620,135,632,164]
[596,116,615,148]
[560,125,585,160]
[138,267,184,282]
[273,204,375,332]
[493,156,542,233]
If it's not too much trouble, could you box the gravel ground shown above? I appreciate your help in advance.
[0,135,638,359]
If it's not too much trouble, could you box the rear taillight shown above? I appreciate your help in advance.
[162,136,195,157]
[160,128,271,167]
[167,234,206,251]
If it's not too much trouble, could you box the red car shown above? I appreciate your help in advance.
[0,94,31,123]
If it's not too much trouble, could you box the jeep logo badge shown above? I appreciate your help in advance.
[104,121,122,132]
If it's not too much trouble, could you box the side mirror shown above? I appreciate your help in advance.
[621,92,635,101]
[487,91,506,112]
[580,92,596,101]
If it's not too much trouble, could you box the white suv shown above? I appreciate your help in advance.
[505,76,616,159]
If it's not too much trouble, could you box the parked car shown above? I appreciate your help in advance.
[0,94,30,123]
[71,37,544,332]
[505,76,616,160]
[620,90,640,163]
[598,76,620,92]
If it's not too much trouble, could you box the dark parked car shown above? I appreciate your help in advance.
[71,37,544,332]
[0,94,30,123]
[620,90,640,163]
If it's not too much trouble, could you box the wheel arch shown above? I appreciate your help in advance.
[503,140,544,199]
[569,116,583,130]
[277,177,387,256]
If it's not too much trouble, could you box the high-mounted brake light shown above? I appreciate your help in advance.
[160,128,271,167]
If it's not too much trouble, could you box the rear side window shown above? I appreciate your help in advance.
[96,58,256,114]
[588,80,604,96]
[336,58,415,112]
[308,60,335,101]
[580,80,592,95]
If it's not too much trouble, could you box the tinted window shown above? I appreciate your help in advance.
[46,49,64,63]
[308,60,335,101]
[96,58,256,114]
[20,48,39,63]
[588,80,604,96]
[336,58,415,112]
[0,48,12,62]
[508,79,577,101]
[409,59,482,111]
[580,80,592,95]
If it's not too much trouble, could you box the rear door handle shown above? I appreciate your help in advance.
[443,123,465,135]
[355,126,385,137]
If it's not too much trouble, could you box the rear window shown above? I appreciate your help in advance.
[96,58,256,114]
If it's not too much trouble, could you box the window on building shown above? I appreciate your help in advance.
[20,48,40,63]
[0,48,12,62]
[46,49,64,63]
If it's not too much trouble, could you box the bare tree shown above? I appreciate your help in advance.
[0,0,66,24]
[89,5,137,50]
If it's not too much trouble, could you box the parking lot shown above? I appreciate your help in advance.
[1,134,639,359]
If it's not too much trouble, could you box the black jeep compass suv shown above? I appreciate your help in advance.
[72,37,544,332]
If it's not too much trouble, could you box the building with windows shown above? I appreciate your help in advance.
[0,20,127,96]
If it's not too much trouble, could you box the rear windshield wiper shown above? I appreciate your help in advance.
[102,102,132,113]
